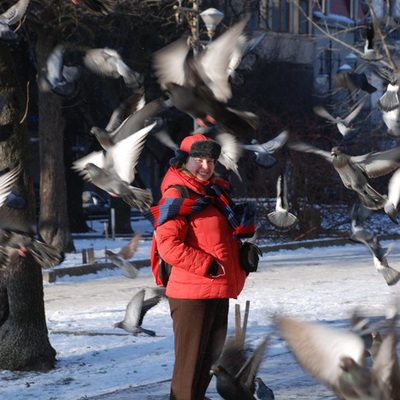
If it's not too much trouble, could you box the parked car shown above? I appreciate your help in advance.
[82,191,110,218]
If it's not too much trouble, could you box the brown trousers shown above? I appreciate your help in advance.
[168,297,229,400]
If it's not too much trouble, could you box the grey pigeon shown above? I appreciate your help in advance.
[153,18,259,134]
[105,233,141,279]
[39,44,80,98]
[254,377,274,400]
[313,96,366,140]
[91,97,165,150]
[349,203,374,244]
[288,142,400,217]
[0,0,30,41]
[83,48,143,89]
[73,123,155,212]
[334,71,377,94]
[275,315,391,400]
[114,288,161,336]
[70,0,116,15]
[210,336,269,400]
[267,167,298,230]
[378,105,400,138]
[242,130,288,169]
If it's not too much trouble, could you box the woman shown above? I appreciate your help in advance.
[148,133,255,400]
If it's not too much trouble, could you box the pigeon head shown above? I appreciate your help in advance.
[331,146,343,156]
[169,134,221,166]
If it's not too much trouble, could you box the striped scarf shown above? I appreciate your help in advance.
[144,184,256,239]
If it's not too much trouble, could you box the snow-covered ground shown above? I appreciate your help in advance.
[0,217,399,399]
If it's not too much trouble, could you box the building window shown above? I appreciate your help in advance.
[270,0,291,32]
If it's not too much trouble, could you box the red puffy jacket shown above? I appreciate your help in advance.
[155,166,247,299]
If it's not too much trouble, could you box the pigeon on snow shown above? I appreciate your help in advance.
[70,0,116,16]
[72,123,155,212]
[210,335,269,400]
[288,142,400,218]
[276,314,394,400]
[242,130,288,169]
[105,233,141,279]
[114,288,162,336]
[0,0,30,42]
[84,48,143,89]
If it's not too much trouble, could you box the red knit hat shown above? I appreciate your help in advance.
[169,134,221,165]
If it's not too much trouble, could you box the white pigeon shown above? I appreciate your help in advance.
[83,48,143,89]
[214,132,243,180]
[0,0,30,41]
[267,168,298,230]
[313,96,367,140]
[114,288,162,336]
[242,130,289,168]
[276,315,392,399]
[72,123,155,212]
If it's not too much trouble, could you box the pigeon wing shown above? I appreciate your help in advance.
[153,37,190,89]
[0,165,21,208]
[108,122,155,183]
[1,0,30,25]
[276,315,365,391]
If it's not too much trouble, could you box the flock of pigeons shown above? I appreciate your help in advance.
[3,1,400,399]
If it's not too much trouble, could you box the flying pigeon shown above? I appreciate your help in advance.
[83,48,143,89]
[349,203,374,244]
[384,167,400,222]
[90,97,165,150]
[267,167,298,230]
[105,233,141,279]
[114,288,162,336]
[153,18,259,134]
[313,96,367,140]
[0,171,64,270]
[242,130,288,169]
[39,44,81,98]
[0,0,30,41]
[334,71,377,94]
[210,335,269,400]
[288,142,400,217]
[359,22,383,62]
[72,123,155,212]
[378,105,400,138]
[275,314,392,399]
[350,215,400,286]
[70,0,116,15]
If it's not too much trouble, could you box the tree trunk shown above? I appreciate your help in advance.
[36,32,75,252]
[0,42,56,371]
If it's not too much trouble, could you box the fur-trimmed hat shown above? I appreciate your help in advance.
[169,134,221,166]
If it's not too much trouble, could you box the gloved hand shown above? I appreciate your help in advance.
[208,259,219,276]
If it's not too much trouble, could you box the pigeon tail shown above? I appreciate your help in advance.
[377,84,400,112]
[121,187,153,212]
[384,200,398,224]
[135,327,156,337]
[380,266,400,286]
[30,240,65,269]
[267,211,298,230]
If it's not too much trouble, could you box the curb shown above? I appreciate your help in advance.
[42,234,400,283]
